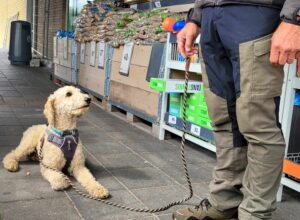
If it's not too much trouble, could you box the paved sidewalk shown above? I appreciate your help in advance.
[0,50,299,220]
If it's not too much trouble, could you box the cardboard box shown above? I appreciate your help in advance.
[186,114,213,130]
[54,64,72,83]
[78,42,106,96]
[110,80,159,118]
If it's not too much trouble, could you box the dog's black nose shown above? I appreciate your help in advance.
[86,98,92,104]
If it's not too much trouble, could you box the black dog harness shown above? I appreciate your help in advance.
[45,128,79,174]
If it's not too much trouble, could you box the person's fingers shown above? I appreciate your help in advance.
[185,47,198,57]
[278,51,289,65]
[286,52,296,64]
[177,32,186,57]
[270,46,280,65]
[185,34,194,55]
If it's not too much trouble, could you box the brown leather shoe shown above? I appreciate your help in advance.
[173,198,238,220]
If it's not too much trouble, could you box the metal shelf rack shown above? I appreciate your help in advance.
[158,33,216,152]
[277,61,300,201]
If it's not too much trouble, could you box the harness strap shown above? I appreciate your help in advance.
[42,130,79,174]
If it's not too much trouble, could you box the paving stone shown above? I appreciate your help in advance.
[192,182,210,199]
[0,87,15,91]
[0,106,12,112]
[0,77,8,82]
[110,167,175,189]
[92,121,133,132]
[157,213,173,220]
[18,118,47,126]
[0,81,11,87]
[106,130,157,142]
[3,97,27,105]
[83,141,130,155]
[121,139,175,153]
[0,136,22,146]
[82,153,126,191]
[0,175,64,202]
[0,159,41,180]
[80,132,113,144]
[66,190,149,220]
[157,163,213,184]
[0,90,20,97]
[0,125,24,136]
[132,185,201,215]
[129,216,157,220]
[0,111,15,117]
[166,139,216,163]
[15,87,45,95]
[0,197,82,220]
[93,152,151,170]
[141,150,208,168]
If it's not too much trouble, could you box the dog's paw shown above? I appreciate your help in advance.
[51,178,70,191]
[3,156,19,172]
[89,187,109,199]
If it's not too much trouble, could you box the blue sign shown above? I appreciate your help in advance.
[295,90,300,106]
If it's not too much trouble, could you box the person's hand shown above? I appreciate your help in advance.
[177,22,200,58]
[270,22,300,66]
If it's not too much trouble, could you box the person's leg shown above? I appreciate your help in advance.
[200,8,248,210]
[237,34,285,220]
[174,7,248,220]
[215,5,285,219]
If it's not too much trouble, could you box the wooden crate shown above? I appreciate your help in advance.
[54,64,72,84]
[53,37,79,84]
[109,44,160,121]
[53,37,74,68]
[78,42,107,98]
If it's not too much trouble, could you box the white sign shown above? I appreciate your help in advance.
[80,43,85,64]
[98,41,106,68]
[154,1,161,8]
[191,124,201,136]
[63,38,68,60]
[131,4,137,10]
[168,115,177,125]
[90,41,96,66]
[165,80,202,93]
[53,37,57,57]
[120,42,134,75]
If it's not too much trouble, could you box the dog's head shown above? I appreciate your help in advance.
[44,86,91,126]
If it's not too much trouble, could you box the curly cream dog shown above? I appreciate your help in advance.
[3,86,109,199]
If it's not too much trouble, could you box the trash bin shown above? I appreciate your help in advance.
[8,21,32,65]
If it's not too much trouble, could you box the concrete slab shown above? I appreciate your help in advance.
[0,197,82,220]
[66,190,151,220]
[110,167,175,189]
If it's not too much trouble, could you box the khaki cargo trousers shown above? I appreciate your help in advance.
[199,6,286,220]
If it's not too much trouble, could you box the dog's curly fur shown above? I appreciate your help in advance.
[3,86,109,199]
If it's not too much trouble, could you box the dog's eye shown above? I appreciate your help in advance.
[66,92,72,97]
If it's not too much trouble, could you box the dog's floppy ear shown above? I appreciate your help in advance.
[44,94,55,126]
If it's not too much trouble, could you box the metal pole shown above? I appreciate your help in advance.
[43,0,50,58]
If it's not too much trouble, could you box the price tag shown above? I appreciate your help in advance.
[191,124,201,136]
[154,1,161,8]
[98,41,106,68]
[80,43,85,64]
[120,42,134,75]
[168,115,177,125]
[90,41,96,66]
